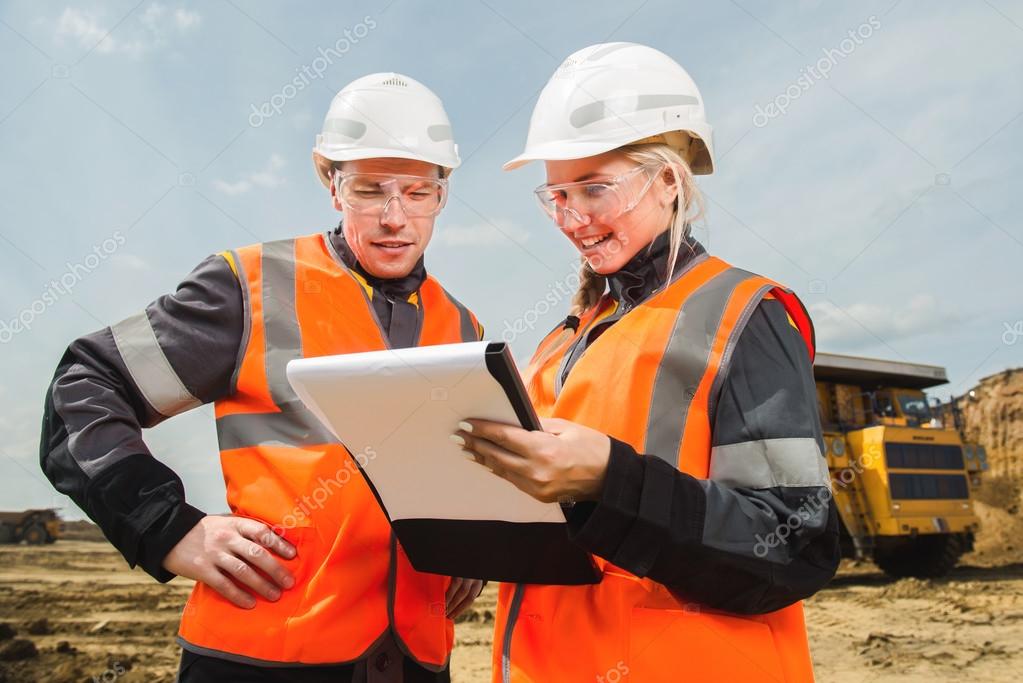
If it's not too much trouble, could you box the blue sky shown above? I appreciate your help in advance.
[1,0,1021,517]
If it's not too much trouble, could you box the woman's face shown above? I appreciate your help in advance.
[543,151,677,275]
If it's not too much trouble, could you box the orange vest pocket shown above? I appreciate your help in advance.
[628,607,785,682]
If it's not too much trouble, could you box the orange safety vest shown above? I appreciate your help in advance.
[177,233,481,667]
[492,254,816,683]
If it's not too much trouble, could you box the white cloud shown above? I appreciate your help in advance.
[108,253,150,271]
[54,4,200,57]
[212,154,287,196]
[434,220,530,247]
[56,8,112,52]
[173,8,201,30]
[809,294,968,351]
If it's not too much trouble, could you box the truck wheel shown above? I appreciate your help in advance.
[874,534,963,579]
[22,524,48,546]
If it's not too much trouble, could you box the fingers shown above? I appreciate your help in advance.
[197,562,257,609]
[447,579,483,619]
[538,417,571,434]
[458,419,541,456]
[445,577,466,606]
[237,519,296,560]
[457,429,537,478]
[214,550,285,604]
[227,536,294,591]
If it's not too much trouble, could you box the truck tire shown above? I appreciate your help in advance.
[22,523,48,546]
[874,534,963,579]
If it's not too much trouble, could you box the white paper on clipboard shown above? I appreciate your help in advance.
[286,341,599,585]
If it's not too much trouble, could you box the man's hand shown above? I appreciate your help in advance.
[454,417,611,504]
[446,577,484,619]
[162,515,297,609]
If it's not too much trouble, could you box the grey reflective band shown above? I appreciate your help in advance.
[177,636,363,668]
[501,584,526,683]
[442,286,479,342]
[707,282,775,421]
[570,94,699,128]
[710,438,831,490]
[110,311,201,417]
[645,267,755,466]
[262,239,302,409]
[216,409,336,450]
[215,239,338,449]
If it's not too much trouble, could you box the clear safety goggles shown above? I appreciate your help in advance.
[332,171,448,217]
[533,163,664,225]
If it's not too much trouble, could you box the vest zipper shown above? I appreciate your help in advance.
[554,299,623,398]
[501,584,526,683]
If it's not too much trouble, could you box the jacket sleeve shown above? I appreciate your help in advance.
[565,297,840,615]
[39,254,244,582]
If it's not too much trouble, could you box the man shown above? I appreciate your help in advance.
[40,72,484,682]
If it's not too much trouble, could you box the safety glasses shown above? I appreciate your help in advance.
[332,171,448,217]
[533,163,664,225]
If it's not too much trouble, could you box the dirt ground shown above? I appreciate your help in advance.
[2,480,1022,682]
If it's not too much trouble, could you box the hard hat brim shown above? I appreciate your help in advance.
[313,148,460,189]
[503,134,714,175]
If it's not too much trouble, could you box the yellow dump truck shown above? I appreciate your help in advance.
[0,509,62,545]
[814,353,987,578]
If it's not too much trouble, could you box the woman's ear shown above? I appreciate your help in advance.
[660,164,681,206]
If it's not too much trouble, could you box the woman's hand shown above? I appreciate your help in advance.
[452,417,611,504]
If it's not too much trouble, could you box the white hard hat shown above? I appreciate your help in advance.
[505,43,714,174]
[313,72,461,188]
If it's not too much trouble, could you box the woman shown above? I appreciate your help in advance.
[453,43,840,682]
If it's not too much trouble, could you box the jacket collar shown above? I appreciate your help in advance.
[329,222,426,300]
[606,229,706,308]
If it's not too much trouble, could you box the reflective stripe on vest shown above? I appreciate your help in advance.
[179,233,478,667]
[495,256,817,683]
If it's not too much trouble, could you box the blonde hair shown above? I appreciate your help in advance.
[525,143,705,380]
[568,142,705,317]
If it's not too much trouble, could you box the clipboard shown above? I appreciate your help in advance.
[286,341,600,585]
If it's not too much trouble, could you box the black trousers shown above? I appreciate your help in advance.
[176,644,452,683]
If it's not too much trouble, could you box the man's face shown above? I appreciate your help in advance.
[331,158,443,279]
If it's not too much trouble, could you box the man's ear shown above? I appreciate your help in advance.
[330,175,344,212]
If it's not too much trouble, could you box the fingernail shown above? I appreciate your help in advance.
[269,589,281,600]
[282,575,295,589]
[245,599,256,609]
[458,421,473,433]
[462,452,477,463]
[450,434,466,446]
